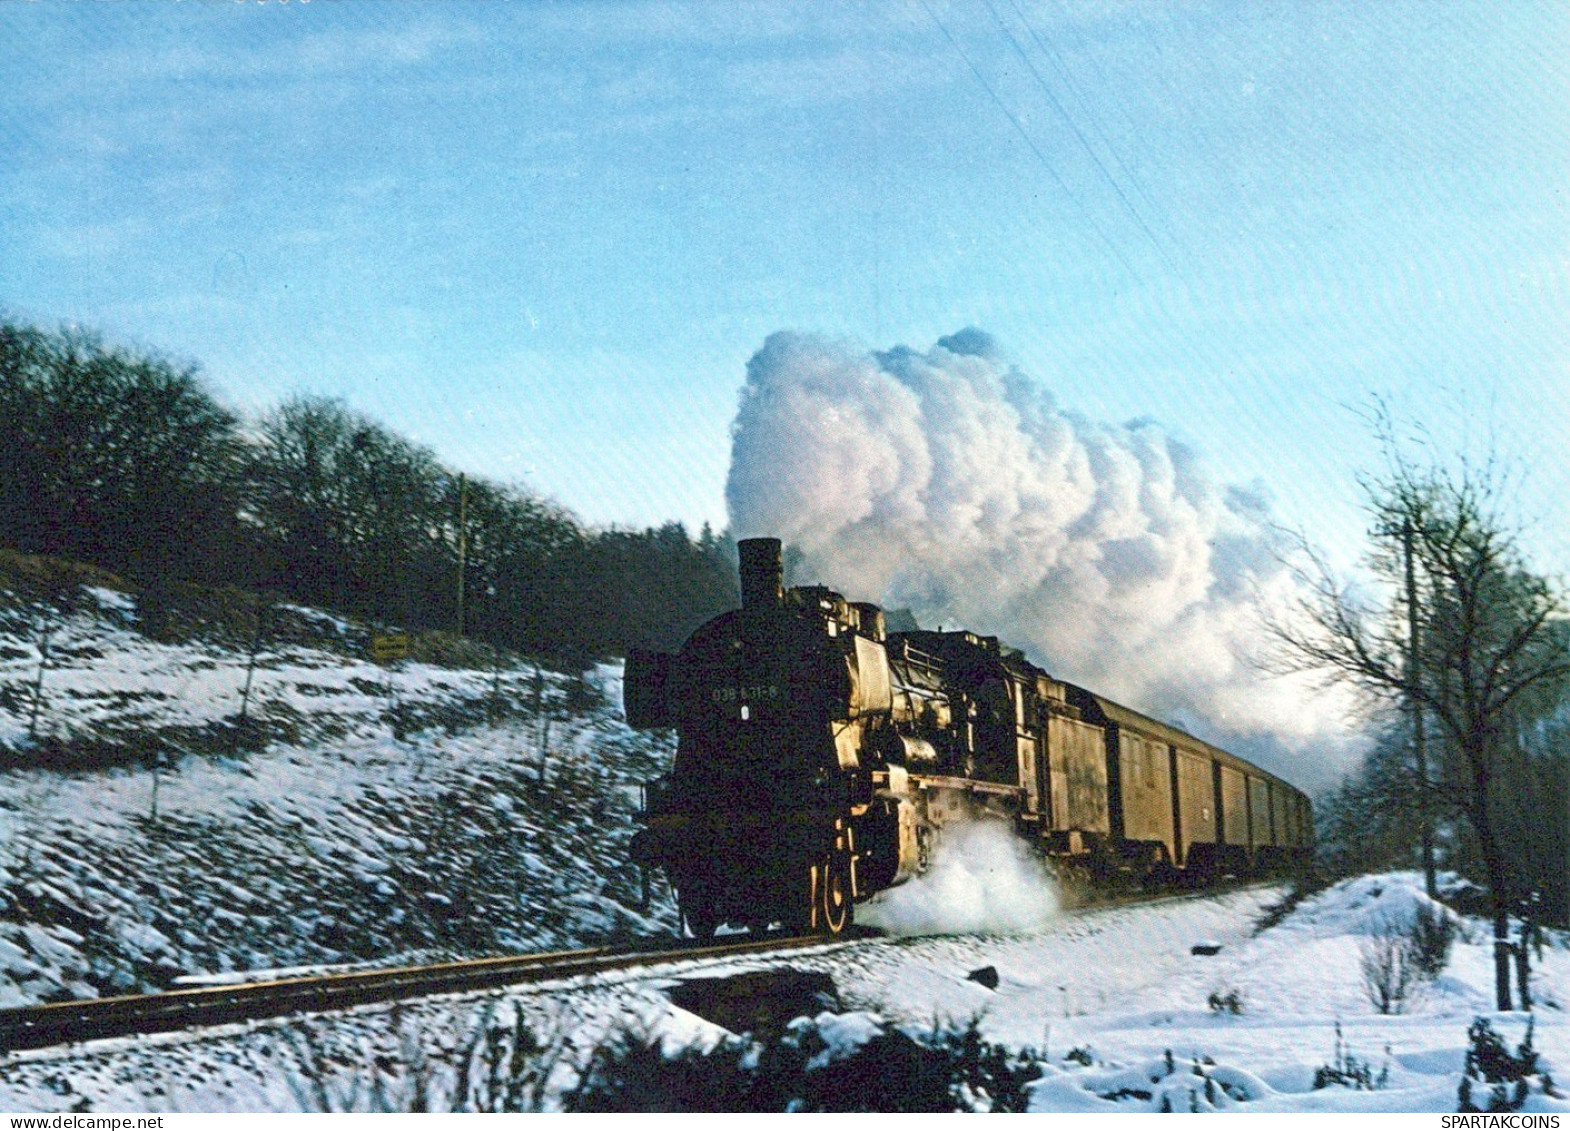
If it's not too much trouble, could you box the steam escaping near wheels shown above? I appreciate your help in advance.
[857,818,1061,938]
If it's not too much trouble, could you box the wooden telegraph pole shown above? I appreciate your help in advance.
[1396,517,1438,899]
[456,472,468,637]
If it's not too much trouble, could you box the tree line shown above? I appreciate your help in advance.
[0,320,739,664]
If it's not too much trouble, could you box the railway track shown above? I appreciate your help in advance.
[0,932,845,1055]
[0,879,1278,1056]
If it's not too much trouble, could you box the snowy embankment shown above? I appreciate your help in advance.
[1000,874,1566,1112]
[0,872,1563,1112]
[801,867,1566,1113]
[0,581,678,1008]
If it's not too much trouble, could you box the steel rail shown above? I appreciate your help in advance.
[0,878,1278,1055]
[0,933,839,1055]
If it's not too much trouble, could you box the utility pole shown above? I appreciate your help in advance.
[455,472,468,637]
[149,747,161,824]
[1398,517,1438,899]
[237,596,270,727]
[26,608,55,743]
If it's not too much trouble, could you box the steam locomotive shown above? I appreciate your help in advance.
[625,538,1312,938]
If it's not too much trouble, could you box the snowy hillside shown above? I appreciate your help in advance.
[0,578,679,1007]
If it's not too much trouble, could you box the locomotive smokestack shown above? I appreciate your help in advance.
[738,537,784,609]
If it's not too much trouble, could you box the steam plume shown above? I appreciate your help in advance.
[725,329,1349,786]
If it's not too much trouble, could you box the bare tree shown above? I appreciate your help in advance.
[1360,915,1420,1015]
[0,321,243,582]
[1269,448,1570,1010]
[248,396,453,621]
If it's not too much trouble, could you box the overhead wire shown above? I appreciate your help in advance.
[985,0,1261,403]
[1003,0,1172,249]
[915,0,1137,277]
[923,0,1261,442]
[980,0,1176,272]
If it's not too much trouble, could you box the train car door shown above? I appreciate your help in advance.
[1118,731,1176,863]
[1248,776,1271,850]
[1047,710,1110,838]
[1175,749,1218,866]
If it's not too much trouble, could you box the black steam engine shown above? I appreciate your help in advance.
[625,538,1312,938]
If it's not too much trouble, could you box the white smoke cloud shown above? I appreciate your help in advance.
[725,329,1355,788]
[857,817,1060,937]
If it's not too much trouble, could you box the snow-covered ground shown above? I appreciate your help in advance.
[0,872,1563,1112]
[1,584,561,751]
[0,580,1564,1113]
[0,582,678,1007]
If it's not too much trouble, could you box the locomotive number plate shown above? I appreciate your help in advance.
[710,682,782,706]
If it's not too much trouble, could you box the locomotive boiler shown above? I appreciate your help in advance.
[624,538,1312,938]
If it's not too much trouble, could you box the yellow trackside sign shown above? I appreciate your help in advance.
[371,633,410,664]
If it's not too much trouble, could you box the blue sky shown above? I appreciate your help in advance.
[2,1,1566,569]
